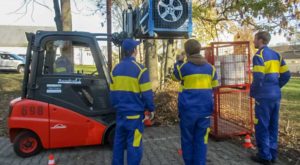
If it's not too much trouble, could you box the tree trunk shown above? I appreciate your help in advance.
[160,40,167,89]
[164,39,175,78]
[61,0,72,31]
[144,40,159,90]
[60,0,74,69]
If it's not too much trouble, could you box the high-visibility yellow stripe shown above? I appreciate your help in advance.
[133,129,142,147]
[254,118,258,125]
[176,65,182,80]
[255,54,263,59]
[110,76,140,93]
[260,49,264,56]
[180,62,187,69]
[264,60,280,74]
[126,115,140,119]
[171,74,180,81]
[179,85,183,92]
[176,62,187,80]
[253,65,265,73]
[132,61,148,81]
[212,66,216,79]
[254,49,264,60]
[182,74,212,89]
[204,128,211,144]
[212,80,219,88]
[132,61,143,71]
[138,68,147,81]
[280,65,289,73]
[140,82,152,92]
[55,67,67,73]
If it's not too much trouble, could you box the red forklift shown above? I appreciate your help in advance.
[7,31,117,157]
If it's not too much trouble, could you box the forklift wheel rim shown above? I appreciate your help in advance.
[19,137,38,154]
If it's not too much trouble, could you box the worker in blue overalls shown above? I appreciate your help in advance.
[110,39,155,165]
[250,31,291,165]
[172,39,218,165]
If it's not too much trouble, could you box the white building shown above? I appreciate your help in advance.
[0,25,108,66]
[0,25,56,54]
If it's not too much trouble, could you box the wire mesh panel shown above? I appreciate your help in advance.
[201,47,222,83]
[207,42,254,138]
[211,88,253,138]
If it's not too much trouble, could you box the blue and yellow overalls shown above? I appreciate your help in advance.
[173,61,218,165]
[110,56,154,165]
[250,46,291,161]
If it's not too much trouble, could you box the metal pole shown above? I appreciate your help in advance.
[107,0,112,71]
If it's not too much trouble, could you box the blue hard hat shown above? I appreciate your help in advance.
[122,39,140,52]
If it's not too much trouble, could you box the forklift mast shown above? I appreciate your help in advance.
[22,33,35,99]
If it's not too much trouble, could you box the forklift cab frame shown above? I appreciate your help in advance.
[24,31,112,116]
[8,31,116,157]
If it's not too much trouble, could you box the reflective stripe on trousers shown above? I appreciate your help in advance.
[255,99,280,161]
[112,114,144,165]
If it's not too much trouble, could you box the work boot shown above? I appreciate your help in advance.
[250,155,272,165]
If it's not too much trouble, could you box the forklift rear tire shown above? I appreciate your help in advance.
[107,126,115,147]
[13,131,42,157]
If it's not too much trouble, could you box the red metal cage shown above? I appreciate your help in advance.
[202,41,254,139]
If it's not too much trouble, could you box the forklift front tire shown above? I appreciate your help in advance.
[107,126,115,147]
[13,131,42,157]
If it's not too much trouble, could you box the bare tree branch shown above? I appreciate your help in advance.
[33,0,52,11]
[9,0,52,22]
[7,0,27,14]
[31,0,35,21]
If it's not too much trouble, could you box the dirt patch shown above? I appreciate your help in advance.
[153,80,180,126]
[0,91,21,137]
[0,72,22,137]
[278,124,300,164]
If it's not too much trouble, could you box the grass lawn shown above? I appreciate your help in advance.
[0,73,23,93]
[281,78,300,131]
[75,65,97,74]
[280,78,300,147]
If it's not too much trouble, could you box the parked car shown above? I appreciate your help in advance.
[123,0,193,39]
[17,54,26,60]
[0,52,25,73]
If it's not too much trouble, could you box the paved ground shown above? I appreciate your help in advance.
[0,126,289,165]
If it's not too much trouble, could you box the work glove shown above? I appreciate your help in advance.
[144,111,155,121]
[148,112,155,120]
